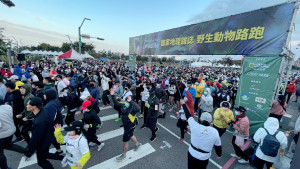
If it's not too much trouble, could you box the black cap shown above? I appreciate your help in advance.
[64,121,83,132]
[56,75,62,79]
[235,106,246,113]
[187,80,192,84]
[28,97,43,109]
[221,101,230,108]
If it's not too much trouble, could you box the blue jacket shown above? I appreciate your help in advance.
[24,67,32,79]
[44,89,64,125]
[69,77,76,87]
[13,65,23,79]
[89,86,100,103]
[183,88,196,102]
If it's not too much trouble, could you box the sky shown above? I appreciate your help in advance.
[0,0,300,60]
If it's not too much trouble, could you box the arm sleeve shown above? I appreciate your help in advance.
[214,145,222,157]
[253,128,263,144]
[91,114,101,128]
[54,128,65,144]
[182,104,192,119]
[111,95,123,108]
[295,116,300,132]
[78,152,91,168]
[77,138,91,167]
[213,108,221,120]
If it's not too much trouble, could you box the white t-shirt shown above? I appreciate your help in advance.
[57,81,67,97]
[188,117,221,160]
[64,135,89,166]
[122,90,133,101]
[32,75,39,82]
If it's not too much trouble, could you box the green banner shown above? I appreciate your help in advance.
[129,54,136,72]
[235,56,282,135]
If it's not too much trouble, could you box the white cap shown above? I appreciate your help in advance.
[200,112,212,122]
[80,90,91,100]
[9,75,19,80]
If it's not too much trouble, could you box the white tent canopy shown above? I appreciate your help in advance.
[82,53,94,58]
[21,49,31,54]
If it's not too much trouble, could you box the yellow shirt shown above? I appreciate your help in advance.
[213,108,234,129]
[193,84,203,98]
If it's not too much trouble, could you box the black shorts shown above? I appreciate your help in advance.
[146,118,157,131]
[169,94,175,97]
[123,126,135,142]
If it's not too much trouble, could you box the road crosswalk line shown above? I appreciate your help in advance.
[62,113,118,131]
[18,128,124,169]
[88,143,155,169]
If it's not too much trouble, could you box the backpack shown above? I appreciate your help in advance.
[260,128,280,157]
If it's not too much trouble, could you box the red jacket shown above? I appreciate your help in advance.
[286,84,296,93]
[185,91,194,117]
[0,69,12,78]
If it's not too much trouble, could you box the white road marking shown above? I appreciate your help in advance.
[18,128,124,169]
[62,112,117,131]
[157,122,222,169]
[88,143,156,169]
[100,106,113,110]
[97,128,123,142]
[170,115,177,120]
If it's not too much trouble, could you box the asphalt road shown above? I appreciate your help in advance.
[5,101,253,169]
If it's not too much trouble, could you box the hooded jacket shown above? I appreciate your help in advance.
[200,89,214,113]
[254,117,287,163]
[0,105,16,139]
[20,84,35,119]
[111,96,140,128]
[13,65,23,80]
[213,101,234,129]
[7,89,24,116]
[44,89,64,125]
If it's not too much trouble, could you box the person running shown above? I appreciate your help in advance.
[65,86,81,126]
[24,97,56,169]
[110,89,142,162]
[168,82,176,112]
[5,82,25,144]
[80,100,104,151]
[180,99,222,169]
[140,82,149,129]
[177,90,194,142]
[156,80,168,119]
[0,105,26,169]
[145,82,160,142]
[54,121,91,169]
[17,84,34,144]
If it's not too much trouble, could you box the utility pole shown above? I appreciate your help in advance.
[78,18,91,55]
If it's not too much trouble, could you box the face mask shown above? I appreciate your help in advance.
[222,107,229,111]
[184,97,188,102]
[147,86,150,90]
[90,84,95,87]
[204,92,208,96]
[195,82,199,85]
[235,111,240,116]
[125,102,130,108]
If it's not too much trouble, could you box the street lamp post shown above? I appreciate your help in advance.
[66,35,73,49]
[78,18,91,55]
